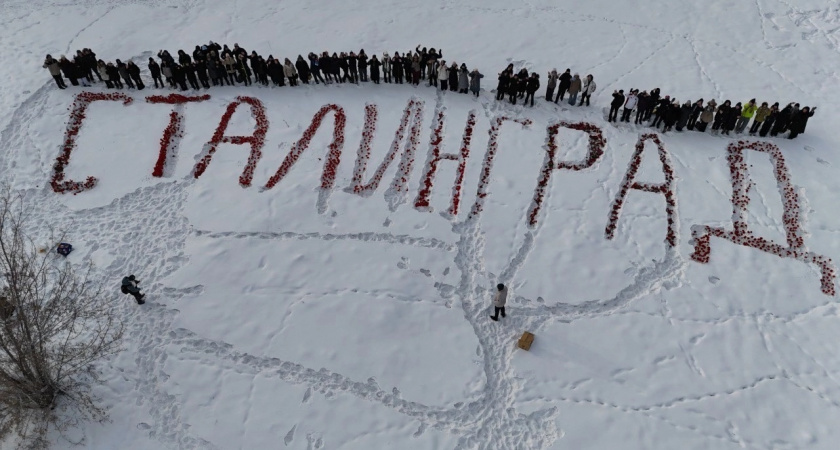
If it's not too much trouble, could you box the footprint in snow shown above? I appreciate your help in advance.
[817,158,830,165]
[708,275,720,284]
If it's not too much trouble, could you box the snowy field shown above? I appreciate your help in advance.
[2,0,840,448]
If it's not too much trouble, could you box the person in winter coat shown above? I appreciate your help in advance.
[736,99,757,133]
[161,61,174,87]
[296,55,311,84]
[116,60,135,89]
[567,74,582,106]
[43,55,66,89]
[469,69,484,97]
[635,91,649,124]
[121,275,145,305]
[358,50,369,82]
[223,54,237,84]
[439,60,449,91]
[723,102,741,135]
[426,59,438,87]
[105,62,122,88]
[578,74,596,106]
[382,52,392,83]
[545,69,558,101]
[126,61,145,90]
[97,60,112,88]
[265,57,282,86]
[184,63,200,90]
[771,103,795,137]
[697,99,716,132]
[495,69,509,100]
[171,63,188,91]
[369,55,381,84]
[508,72,520,105]
[284,58,298,86]
[339,52,351,83]
[404,51,413,82]
[525,73,540,106]
[661,100,679,133]
[448,62,459,92]
[788,106,816,139]
[177,50,192,67]
[651,95,671,127]
[645,88,660,121]
[411,55,422,86]
[555,68,572,103]
[58,55,79,86]
[489,283,507,321]
[348,52,359,83]
[712,100,730,132]
[760,103,779,137]
[675,100,692,131]
[391,53,403,84]
[309,53,325,84]
[148,58,163,88]
[329,52,342,83]
[621,89,638,122]
[609,89,625,122]
[687,99,703,130]
[458,64,469,94]
[750,102,770,135]
[198,59,213,87]
[515,68,528,98]
[237,54,252,86]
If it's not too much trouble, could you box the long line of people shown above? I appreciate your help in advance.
[606,88,815,139]
[42,44,814,140]
[43,43,489,96]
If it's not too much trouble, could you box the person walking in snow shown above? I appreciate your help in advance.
[469,68,484,97]
[567,73,582,106]
[609,89,625,122]
[489,283,507,321]
[621,89,637,122]
[121,275,145,305]
[525,73,540,106]
[43,55,66,89]
[545,69,558,102]
[735,99,757,133]
[555,68,572,103]
[578,74,596,106]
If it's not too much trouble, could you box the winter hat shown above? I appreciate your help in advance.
[128,275,136,281]
[497,283,505,291]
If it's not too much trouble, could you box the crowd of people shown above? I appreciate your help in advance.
[605,88,815,139]
[41,43,814,140]
[41,43,489,96]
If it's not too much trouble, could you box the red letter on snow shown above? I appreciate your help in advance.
[193,96,269,187]
[605,133,677,247]
[691,141,836,295]
[51,92,134,194]
[146,94,210,178]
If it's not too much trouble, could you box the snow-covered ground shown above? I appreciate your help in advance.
[2,0,840,448]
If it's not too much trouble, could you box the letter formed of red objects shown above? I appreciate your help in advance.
[51,92,134,194]
[414,107,477,218]
[145,94,211,178]
[690,140,836,295]
[467,116,533,221]
[193,96,269,187]
[264,104,346,213]
[605,133,677,247]
[347,98,425,212]
[526,121,606,227]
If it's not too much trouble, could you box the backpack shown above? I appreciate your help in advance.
[121,285,129,295]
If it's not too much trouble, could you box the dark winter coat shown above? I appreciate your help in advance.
[611,92,625,107]
[148,60,161,78]
[526,77,540,93]
[296,58,310,81]
[677,104,692,129]
[790,109,815,134]
[558,72,572,90]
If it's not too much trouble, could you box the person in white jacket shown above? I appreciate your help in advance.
[382,52,392,83]
[490,283,508,321]
[283,58,298,86]
[578,74,596,107]
[438,60,449,91]
[621,89,638,122]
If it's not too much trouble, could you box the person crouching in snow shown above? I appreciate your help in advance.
[121,275,145,304]
[490,283,507,321]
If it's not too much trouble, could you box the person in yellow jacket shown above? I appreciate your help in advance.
[736,98,757,133]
